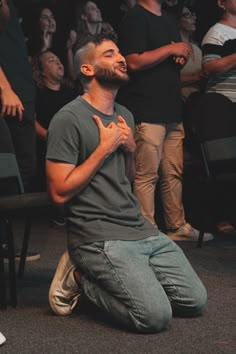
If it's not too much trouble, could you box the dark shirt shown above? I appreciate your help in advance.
[0,0,35,103]
[35,84,77,191]
[117,5,182,124]
[36,85,77,129]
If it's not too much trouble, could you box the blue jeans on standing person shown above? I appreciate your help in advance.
[69,232,207,333]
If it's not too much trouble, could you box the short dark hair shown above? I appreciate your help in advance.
[75,33,114,52]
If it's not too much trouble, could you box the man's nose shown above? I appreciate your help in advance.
[118,54,126,63]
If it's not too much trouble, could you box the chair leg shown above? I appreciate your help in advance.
[18,216,31,278]
[197,230,204,248]
[6,218,17,307]
[0,235,7,309]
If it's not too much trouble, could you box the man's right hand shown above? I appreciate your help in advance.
[171,42,191,60]
[0,85,24,120]
[93,115,123,155]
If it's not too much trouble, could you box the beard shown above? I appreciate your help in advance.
[94,65,129,88]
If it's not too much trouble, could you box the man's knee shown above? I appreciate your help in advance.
[172,282,207,318]
[191,284,207,317]
[133,302,172,333]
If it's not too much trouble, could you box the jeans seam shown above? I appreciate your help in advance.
[93,243,142,328]
[150,263,182,305]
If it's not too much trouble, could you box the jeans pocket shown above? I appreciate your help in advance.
[93,240,112,256]
[92,241,105,250]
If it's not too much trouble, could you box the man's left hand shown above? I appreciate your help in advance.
[117,115,136,153]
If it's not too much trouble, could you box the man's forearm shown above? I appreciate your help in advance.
[125,45,173,71]
[46,142,114,204]
[125,42,190,71]
[203,53,236,76]
[0,66,11,91]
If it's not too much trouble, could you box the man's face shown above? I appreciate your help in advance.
[91,40,129,87]
[40,52,64,82]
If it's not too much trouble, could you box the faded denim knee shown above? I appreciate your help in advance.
[131,301,172,333]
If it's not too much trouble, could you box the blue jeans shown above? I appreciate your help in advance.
[70,233,207,333]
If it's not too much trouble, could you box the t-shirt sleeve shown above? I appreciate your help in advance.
[118,11,148,56]
[201,28,224,63]
[46,110,80,165]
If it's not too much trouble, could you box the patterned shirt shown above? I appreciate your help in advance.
[202,23,236,102]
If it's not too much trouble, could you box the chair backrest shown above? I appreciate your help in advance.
[191,93,236,178]
[203,136,236,162]
[0,153,24,195]
[191,92,236,142]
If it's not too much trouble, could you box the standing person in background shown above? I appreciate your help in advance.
[27,6,57,60]
[118,0,214,241]
[32,50,77,225]
[199,0,236,235]
[174,3,204,157]
[26,4,75,83]
[68,1,118,81]
[0,0,36,192]
[178,5,202,101]
[0,0,40,261]
[74,1,118,47]
[202,0,236,103]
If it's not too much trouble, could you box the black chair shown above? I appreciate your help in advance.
[191,93,236,247]
[0,152,51,309]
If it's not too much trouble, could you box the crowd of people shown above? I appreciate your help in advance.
[1,0,236,340]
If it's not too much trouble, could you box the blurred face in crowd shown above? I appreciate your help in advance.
[178,6,196,34]
[39,8,56,33]
[82,1,103,23]
[40,52,64,83]
[165,0,178,7]
[124,0,137,8]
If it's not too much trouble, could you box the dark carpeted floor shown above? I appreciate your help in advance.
[0,159,236,354]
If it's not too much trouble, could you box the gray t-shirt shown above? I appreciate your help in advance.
[46,96,156,247]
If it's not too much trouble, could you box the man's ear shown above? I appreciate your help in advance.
[80,64,94,77]
[218,0,225,10]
